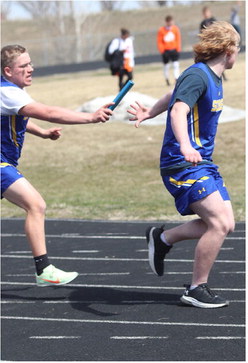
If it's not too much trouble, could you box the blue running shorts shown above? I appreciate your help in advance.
[161,163,230,216]
[1,163,24,198]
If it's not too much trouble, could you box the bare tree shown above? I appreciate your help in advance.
[138,0,174,8]
[99,1,123,11]
[17,1,78,64]
[1,1,12,20]
[157,1,167,6]
[17,1,53,19]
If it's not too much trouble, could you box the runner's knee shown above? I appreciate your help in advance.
[33,198,46,215]
[210,215,232,237]
[25,195,46,216]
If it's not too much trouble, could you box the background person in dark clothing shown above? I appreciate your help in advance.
[199,6,216,31]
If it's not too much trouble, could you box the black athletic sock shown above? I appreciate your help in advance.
[34,254,50,276]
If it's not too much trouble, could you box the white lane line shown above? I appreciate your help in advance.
[1,299,244,305]
[5,271,244,277]
[0,254,146,262]
[79,272,130,275]
[139,248,235,252]
[8,251,31,254]
[1,234,145,239]
[110,336,169,340]
[72,250,99,253]
[0,300,174,305]
[196,336,245,340]
[152,272,191,275]
[44,300,179,304]
[5,272,130,277]
[29,336,81,339]
[220,271,245,274]
[146,271,245,275]
[224,237,244,240]
[1,316,244,328]
[0,281,245,291]
[1,233,245,240]
[1,300,35,304]
[0,255,245,263]
[6,274,34,277]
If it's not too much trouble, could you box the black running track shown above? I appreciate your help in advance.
[1,219,245,361]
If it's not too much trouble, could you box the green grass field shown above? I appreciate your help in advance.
[1,54,245,221]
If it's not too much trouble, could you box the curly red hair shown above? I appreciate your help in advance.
[194,21,240,63]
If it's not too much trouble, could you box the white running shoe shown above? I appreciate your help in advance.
[36,264,78,287]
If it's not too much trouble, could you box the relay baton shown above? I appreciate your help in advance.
[108,80,134,110]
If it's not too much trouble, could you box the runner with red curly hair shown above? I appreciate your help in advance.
[129,21,240,308]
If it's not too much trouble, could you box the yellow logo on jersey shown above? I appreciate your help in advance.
[211,99,223,112]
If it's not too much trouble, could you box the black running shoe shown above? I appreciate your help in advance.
[180,283,229,308]
[146,226,172,276]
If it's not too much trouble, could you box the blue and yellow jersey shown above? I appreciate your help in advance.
[160,62,223,169]
[1,76,33,166]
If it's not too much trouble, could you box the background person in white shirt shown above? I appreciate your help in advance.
[109,28,135,90]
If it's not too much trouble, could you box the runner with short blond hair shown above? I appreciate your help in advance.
[1,44,113,286]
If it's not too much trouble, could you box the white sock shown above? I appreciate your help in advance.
[163,63,170,80]
[160,232,172,246]
[189,285,198,290]
[173,61,180,79]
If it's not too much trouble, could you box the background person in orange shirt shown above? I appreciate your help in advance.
[157,15,181,86]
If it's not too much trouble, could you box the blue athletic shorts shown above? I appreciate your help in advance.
[1,163,24,198]
[161,164,230,216]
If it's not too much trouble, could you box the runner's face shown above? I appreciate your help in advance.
[225,44,240,69]
[166,20,173,27]
[6,52,34,88]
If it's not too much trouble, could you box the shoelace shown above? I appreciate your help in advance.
[200,284,216,297]
[183,283,216,297]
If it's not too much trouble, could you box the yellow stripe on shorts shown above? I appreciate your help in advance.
[169,176,209,187]
[0,162,12,168]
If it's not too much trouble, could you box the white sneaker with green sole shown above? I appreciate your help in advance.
[36,264,78,287]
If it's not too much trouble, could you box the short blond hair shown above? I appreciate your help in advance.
[193,21,240,63]
[1,44,26,75]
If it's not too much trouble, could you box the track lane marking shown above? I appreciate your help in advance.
[4,271,244,277]
[72,250,100,253]
[1,316,245,328]
[1,233,245,240]
[1,299,244,304]
[196,336,245,340]
[0,255,245,263]
[110,336,169,340]
[0,281,245,291]
[5,272,131,277]
[29,336,81,339]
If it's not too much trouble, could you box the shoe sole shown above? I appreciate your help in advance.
[36,273,79,287]
[146,227,163,276]
[180,295,229,308]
